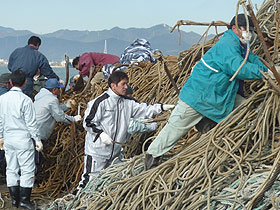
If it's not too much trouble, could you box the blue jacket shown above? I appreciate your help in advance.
[179,29,267,123]
[0,85,9,96]
[8,45,59,98]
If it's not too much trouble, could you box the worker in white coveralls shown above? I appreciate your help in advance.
[76,71,174,192]
[0,70,42,210]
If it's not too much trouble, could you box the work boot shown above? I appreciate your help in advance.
[8,186,20,208]
[195,117,217,134]
[19,187,36,210]
[145,153,160,170]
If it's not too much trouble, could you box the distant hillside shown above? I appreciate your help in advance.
[0,24,208,62]
[0,26,32,38]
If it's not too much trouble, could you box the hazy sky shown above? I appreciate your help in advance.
[1,0,265,34]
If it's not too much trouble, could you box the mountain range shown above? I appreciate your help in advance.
[0,24,205,62]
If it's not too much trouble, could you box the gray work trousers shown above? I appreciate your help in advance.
[5,144,35,187]
[147,95,245,158]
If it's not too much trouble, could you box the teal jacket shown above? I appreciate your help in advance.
[179,29,267,123]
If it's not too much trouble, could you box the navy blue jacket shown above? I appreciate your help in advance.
[0,85,9,96]
[8,45,59,98]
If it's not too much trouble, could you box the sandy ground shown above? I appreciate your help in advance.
[0,175,51,210]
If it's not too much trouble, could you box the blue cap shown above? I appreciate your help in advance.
[45,78,64,89]
[69,76,75,87]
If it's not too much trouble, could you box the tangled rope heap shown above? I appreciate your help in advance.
[31,0,280,209]
[48,80,280,210]
[31,55,182,201]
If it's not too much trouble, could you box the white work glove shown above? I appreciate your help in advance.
[0,138,4,150]
[146,122,158,131]
[74,115,82,122]
[59,79,65,86]
[35,140,43,152]
[162,104,175,111]
[100,132,113,145]
[66,99,76,108]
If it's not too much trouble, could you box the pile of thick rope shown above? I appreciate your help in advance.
[36,0,280,209]
[31,55,182,202]
[48,82,280,210]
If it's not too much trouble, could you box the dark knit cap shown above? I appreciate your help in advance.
[70,76,75,86]
[229,14,254,31]
[0,73,11,83]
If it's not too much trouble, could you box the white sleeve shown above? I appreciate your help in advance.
[23,99,40,141]
[131,100,163,119]
[49,98,72,124]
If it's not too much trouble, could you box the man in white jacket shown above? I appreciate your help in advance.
[0,70,42,209]
[77,71,174,191]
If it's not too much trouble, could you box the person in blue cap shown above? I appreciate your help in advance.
[69,74,81,90]
[69,75,76,89]
[34,78,82,141]
[33,78,82,170]
[145,14,269,170]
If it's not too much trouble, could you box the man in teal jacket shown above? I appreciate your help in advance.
[145,14,268,169]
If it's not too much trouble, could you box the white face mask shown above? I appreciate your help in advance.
[240,31,252,44]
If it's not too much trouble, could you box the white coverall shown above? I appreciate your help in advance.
[0,87,40,187]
